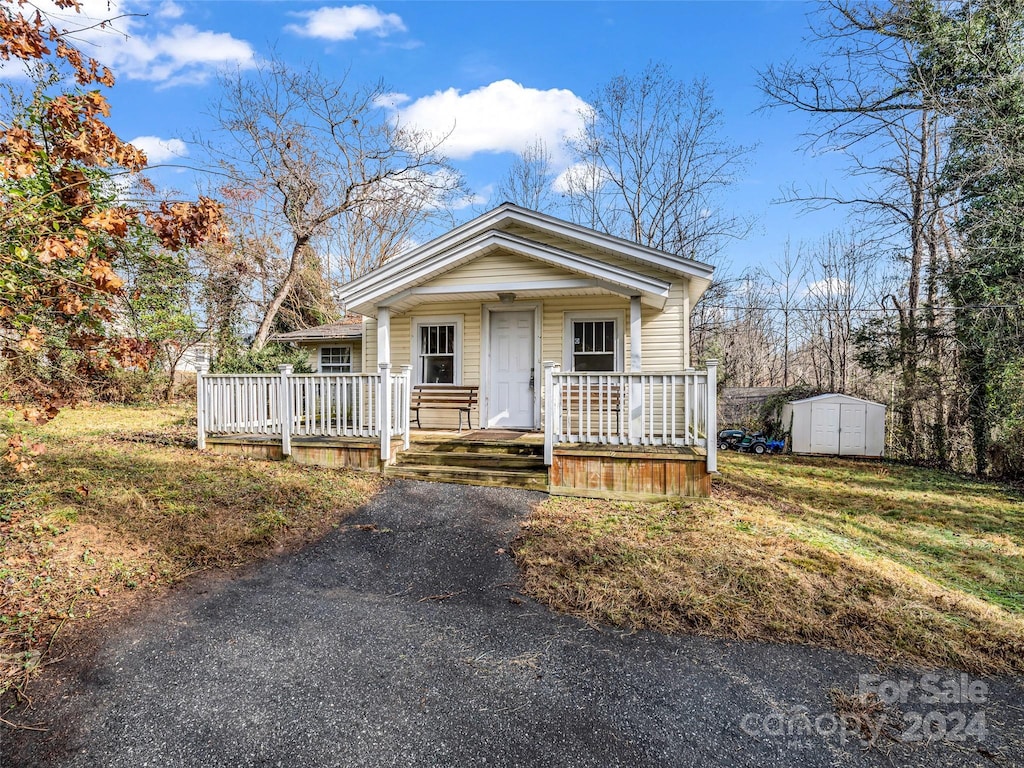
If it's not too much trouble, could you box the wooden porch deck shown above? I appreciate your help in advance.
[205,428,543,448]
[196,363,716,499]
[204,428,710,499]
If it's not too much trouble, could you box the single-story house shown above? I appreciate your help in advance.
[344,202,712,428]
[198,203,720,499]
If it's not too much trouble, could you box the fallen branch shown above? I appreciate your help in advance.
[418,590,466,603]
[0,714,49,732]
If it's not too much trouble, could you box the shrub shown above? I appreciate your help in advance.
[211,343,312,374]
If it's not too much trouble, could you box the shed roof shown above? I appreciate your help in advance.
[788,393,886,408]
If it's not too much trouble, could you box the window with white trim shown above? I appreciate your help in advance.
[415,319,461,384]
[319,346,352,373]
[565,314,623,372]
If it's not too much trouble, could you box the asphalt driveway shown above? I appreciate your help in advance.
[4,480,1022,767]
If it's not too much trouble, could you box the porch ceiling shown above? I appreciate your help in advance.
[383,279,641,314]
[345,231,672,317]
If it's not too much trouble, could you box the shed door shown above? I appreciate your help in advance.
[839,404,866,456]
[810,404,840,453]
[487,311,535,428]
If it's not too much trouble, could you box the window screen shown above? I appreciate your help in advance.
[320,346,352,373]
[571,320,616,372]
[419,324,455,383]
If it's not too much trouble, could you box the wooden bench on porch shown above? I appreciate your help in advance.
[411,385,479,431]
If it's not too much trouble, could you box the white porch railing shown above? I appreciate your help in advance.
[543,360,718,472]
[197,373,284,436]
[196,360,716,472]
[196,364,412,461]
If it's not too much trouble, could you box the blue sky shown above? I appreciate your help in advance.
[24,0,855,275]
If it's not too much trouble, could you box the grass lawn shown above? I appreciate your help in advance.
[514,452,1024,674]
[0,404,380,703]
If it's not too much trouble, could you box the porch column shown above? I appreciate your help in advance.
[379,362,392,463]
[400,364,413,450]
[629,296,643,444]
[377,306,391,366]
[278,364,293,457]
[543,361,558,465]
[629,296,642,372]
[195,360,208,450]
[682,291,691,368]
[706,359,718,473]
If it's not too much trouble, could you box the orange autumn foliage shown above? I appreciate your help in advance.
[0,0,227,471]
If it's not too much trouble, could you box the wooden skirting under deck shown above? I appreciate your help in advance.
[550,443,711,500]
[203,433,712,499]
[205,435,402,470]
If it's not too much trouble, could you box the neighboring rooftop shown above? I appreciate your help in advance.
[271,317,363,343]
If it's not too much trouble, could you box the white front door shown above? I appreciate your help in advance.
[488,311,535,428]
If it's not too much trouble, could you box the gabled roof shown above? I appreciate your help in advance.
[340,203,715,317]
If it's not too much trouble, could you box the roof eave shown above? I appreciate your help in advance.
[344,231,673,316]
[340,203,715,310]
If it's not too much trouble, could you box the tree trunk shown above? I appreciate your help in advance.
[965,343,989,475]
[252,237,309,351]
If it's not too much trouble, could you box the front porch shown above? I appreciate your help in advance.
[196,364,717,499]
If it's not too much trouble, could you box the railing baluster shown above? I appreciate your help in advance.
[321,378,327,435]
[621,372,627,445]
[644,375,651,445]
[664,375,669,444]
[258,378,264,433]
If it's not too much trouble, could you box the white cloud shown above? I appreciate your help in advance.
[1,0,255,86]
[111,24,256,85]
[156,1,184,19]
[454,185,491,211]
[286,5,406,41]
[385,80,590,164]
[553,161,605,195]
[130,135,188,164]
[805,278,850,297]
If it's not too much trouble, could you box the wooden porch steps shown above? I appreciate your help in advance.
[394,451,543,470]
[385,464,550,491]
[385,439,549,491]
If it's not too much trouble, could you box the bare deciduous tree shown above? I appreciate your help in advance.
[718,274,782,388]
[495,137,555,211]
[564,62,753,263]
[206,57,462,350]
[801,233,882,393]
[758,1,959,463]
[761,240,809,388]
[321,172,457,289]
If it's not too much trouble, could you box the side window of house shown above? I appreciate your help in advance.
[419,324,455,384]
[571,319,617,371]
[320,346,352,373]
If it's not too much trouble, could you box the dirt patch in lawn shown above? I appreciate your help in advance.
[1,403,380,706]
[513,452,1024,674]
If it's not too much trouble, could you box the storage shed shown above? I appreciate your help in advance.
[781,394,886,457]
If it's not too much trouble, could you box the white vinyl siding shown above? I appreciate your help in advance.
[425,249,573,287]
